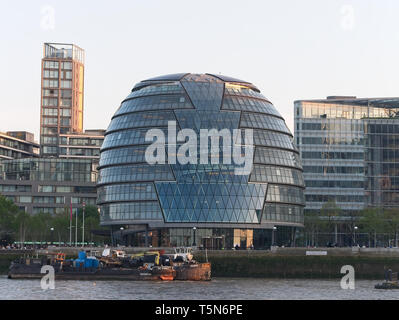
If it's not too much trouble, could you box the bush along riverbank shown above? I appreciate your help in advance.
[0,251,45,274]
[0,254,20,274]
[195,254,399,280]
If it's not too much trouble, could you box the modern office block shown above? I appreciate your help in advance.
[294,96,399,215]
[59,129,105,161]
[0,132,40,160]
[364,118,399,209]
[0,158,97,214]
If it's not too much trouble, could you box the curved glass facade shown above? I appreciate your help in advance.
[98,73,305,248]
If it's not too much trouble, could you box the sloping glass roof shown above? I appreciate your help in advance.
[133,73,260,92]
[142,73,190,82]
[206,73,250,84]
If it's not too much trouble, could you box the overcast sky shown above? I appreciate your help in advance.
[1,0,398,141]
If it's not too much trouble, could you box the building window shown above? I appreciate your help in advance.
[19,196,32,203]
[43,146,58,154]
[43,108,58,116]
[43,70,59,78]
[62,62,72,70]
[42,117,58,125]
[38,185,55,193]
[61,80,72,89]
[60,99,71,107]
[43,80,59,88]
[60,117,71,126]
[43,61,59,69]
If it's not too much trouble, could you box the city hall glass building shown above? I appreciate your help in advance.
[98,74,305,248]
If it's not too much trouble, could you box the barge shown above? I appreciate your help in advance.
[8,247,211,281]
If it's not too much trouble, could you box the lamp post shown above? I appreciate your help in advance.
[272,227,277,247]
[354,226,358,246]
[75,207,78,247]
[81,202,86,248]
[192,227,197,247]
[120,227,124,247]
[50,227,54,246]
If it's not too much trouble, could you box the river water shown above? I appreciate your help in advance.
[0,276,398,300]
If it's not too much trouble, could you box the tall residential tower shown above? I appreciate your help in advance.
[40,43,85,157]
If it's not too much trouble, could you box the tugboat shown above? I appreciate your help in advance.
[172,247,211,281]
[375,269,399,290]
[8,247,211,281]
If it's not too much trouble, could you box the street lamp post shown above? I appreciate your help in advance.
[120,227,124,247]
[75,207,78,247]
[272,227,277,247]
[354,226,358,246]
[50,227,54,246]
[192,227,197,247]
[82,202,86,248]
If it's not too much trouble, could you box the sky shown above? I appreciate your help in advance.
[1,0,398,141]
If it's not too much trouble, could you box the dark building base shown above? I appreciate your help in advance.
[109,226,300,250]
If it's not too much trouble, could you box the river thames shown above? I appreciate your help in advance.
[0,276,398,300]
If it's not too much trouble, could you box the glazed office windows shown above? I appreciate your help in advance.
[240,112,291,134]
[115,94,193,116]
[97,183,157,203]
[107,111,176,132]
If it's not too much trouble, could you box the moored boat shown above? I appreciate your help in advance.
[374,269,399,290]
[8,247,211,281]
[375,282,399,290]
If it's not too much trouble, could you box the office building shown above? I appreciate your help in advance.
[0,158,97,214]
[0,132,39,160]
[98,73,305,248]
[59,129,105,161]
[294,96,399,216]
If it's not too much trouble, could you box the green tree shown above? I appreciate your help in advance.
[13,210,31,246]
[383,208,399,247]
[30,212,52,243]
[345,209,362,246]
[51,210,70,244]
[320,200,342,230]
[359,207,386,247]
[304,211,323,247]
[319,200,343,245]
[0,195,20,244]
[76,205,106,245]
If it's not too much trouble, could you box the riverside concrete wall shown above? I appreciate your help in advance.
[195,247,399,257]
[2,247,399,278]
[193,248,399,279]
